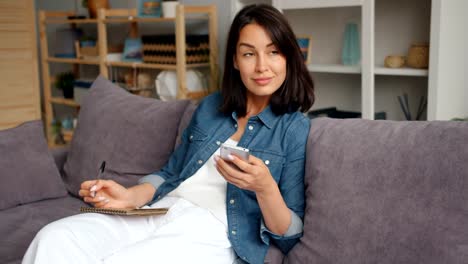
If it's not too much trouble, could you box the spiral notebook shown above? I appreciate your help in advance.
[80,207,168,216]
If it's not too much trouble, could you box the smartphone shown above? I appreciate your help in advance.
[220,143,250,161]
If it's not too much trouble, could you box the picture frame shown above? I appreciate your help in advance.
[137,0,162,18]
[296,36,312,64]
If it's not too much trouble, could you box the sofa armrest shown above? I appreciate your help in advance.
[50,146,69,175]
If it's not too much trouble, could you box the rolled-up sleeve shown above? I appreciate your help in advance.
[138,174,166,192]
[259,117,309,254]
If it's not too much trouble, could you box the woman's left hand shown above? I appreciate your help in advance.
[215,154,276,194]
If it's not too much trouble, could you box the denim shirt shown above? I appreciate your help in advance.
[138,93,310,264]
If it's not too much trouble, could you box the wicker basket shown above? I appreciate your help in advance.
[142,35,209,64]
[407,42,429,69]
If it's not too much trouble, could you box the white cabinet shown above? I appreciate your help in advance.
[230,0,468,120]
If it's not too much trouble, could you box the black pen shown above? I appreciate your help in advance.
[97,161,106,180]
[91,161,106,198]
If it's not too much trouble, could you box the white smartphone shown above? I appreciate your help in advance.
[220,143,250,161]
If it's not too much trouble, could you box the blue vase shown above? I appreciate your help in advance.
[342,23,360,65]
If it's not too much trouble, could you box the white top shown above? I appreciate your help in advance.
[167,138,238,229]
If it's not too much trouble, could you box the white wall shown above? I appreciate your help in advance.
[428,0,468,120]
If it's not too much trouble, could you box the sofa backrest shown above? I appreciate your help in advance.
[286,118,468,264]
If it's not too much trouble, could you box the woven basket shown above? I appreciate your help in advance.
[407,42,429,69]
[142,35,209,64]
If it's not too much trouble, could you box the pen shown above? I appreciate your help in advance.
[90,161,106,198]
[97,161,106,180]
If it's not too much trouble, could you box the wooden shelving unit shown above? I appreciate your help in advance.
[97,6,218,100]
[46,57,100,65]
[38,5,218,146]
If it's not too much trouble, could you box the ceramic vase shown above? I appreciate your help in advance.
[342,23,360,65]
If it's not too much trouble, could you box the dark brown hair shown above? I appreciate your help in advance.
[220,4,315,116]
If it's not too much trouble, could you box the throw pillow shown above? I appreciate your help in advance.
[63,76,190,196]
[286,118,468,264]
[0,120,67,210]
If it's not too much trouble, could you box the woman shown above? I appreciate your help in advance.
[23,4,314,264]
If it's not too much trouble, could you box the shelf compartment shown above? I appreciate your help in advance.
[279,0,364,10]
[307,63,361,74]
[101,7,209,24]
[47,57,100,65]
[374,67,428,77]
[49,97,80,107]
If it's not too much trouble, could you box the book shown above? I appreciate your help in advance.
[80,207,168,216]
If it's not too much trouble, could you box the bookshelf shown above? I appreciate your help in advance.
[38,5,218,147]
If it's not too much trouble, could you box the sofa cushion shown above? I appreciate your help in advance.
[286,118,468,264]
[0,120,67,210]
[0,195,87,264]
[63,76,190,196]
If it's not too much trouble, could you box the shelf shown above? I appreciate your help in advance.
[106,61,210,70]
[279,0,364,10]
[104,17,175,23]
[374,67,428,77]
[186,90,210,100]
[307,63,361,74]
[47,57,100,65]
[103,16,208,24]
[45,18,98,24]
[49,97,80,107]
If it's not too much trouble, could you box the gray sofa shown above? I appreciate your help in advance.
[1,76,467,264]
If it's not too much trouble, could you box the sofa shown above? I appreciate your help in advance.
[1,76,467,264]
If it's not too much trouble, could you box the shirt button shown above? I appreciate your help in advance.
[248,125,254,130]
[197,160,203,164]
[189,135,193,140]
[234,124,238,128]
[231,230,236,235]
[216,141,221,145]
[229,199,235,204]
[264,160,270,165]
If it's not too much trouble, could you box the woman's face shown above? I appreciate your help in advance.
[234,23,287,99]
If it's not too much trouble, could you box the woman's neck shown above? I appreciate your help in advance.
[245,93,270,117]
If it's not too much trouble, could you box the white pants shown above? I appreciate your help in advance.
[22,197,236,264]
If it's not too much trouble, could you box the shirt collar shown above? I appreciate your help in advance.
[230,105,277,129]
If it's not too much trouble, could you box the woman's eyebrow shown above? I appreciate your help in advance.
[238,42,275,48]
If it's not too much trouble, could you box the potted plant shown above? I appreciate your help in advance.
[51,119,65,145]
[55,72,75,99]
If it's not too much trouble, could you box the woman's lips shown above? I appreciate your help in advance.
[253,77,272,85]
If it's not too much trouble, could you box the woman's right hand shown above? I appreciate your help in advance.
[79,180,136,209]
